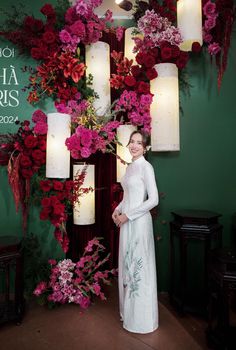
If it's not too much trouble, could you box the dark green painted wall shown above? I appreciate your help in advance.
[1,0,236,291]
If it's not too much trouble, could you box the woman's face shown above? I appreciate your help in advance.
[128,133,144,160]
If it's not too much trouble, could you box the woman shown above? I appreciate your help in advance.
[112,130,159,334]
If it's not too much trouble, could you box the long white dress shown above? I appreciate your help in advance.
[116,156,159,334]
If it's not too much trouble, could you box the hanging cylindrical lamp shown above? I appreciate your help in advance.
[73,164,95,225]
[85,41,110,116]
[177,0,202,51]
[46,113,71,178]
[116,124,137,182]
[150,63,179,152]
[124,27,137,62]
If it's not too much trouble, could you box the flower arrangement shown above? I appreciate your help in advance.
[38,166,93,252]
[33,237,117,308]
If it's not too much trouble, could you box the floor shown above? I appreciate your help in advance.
[0,283,208,350]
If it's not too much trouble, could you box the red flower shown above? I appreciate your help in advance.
[32,149,45,161]
[40,4,55,17]
[146,68,158,80]
[40,209,50,220]
[40,180,52,192]
[137,81,150,94]
[20,155,32,167]
[65,180,74,192]
[124,75,136,87]
[131,65,141,77]
[41,197,51,207]
[176,52,189,69]
[171,46,180,58]
[42,31,56,44]
[24,135,38,149]
[21,168,34,179]
[110,74,124,89]
[161,46,173,61]
[53,180,64,191]
[52,202,65,216]
[38,139,46,151]
[142,55,156,68]
[135,52,145,65]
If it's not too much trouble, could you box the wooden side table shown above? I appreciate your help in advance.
[169,210,222,315]
[206,248,236,349]
[0,236,24,325]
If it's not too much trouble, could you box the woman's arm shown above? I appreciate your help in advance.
[125,162,159,221]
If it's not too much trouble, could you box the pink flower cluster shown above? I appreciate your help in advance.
[202,0,221,55]
[135,10,182,52]
[59,0,113,52]
[65,121,121,159]
[33,237,117,308]
[32,109,48,135]
[116,90,153,133]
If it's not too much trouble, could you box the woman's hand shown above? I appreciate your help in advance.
[112,210,120,225]
[116,214,128,227]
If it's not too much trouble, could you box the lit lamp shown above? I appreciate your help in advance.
[177,0,202,51]
[124,27,137,62]
[150,63,179,151]
[46,113,71,178]
[85,41,111,116]
[115,0,133,11]
[73,164,95,225]
[116,124,137,182]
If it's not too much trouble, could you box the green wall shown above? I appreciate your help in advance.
[1,0,236,291]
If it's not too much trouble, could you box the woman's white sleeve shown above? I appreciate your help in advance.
[125,163,159,221]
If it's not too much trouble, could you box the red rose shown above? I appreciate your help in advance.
[24,135,38,149]
[53,203,65,216]
[42,31,56,44]
[23,16,36,28]
[192,42,202,53]
[65,180,74,192]
[20,155,32,167]
[38,139,47,151]
[40,4,55,16]
[135,52,145,65]
[146,68,158,80]
[53,180,64,191]
[56,192,66,201]
[176,52,189,69]
[131,65,141,77]
[40,180,52,192]
[171,46,180,58]
[124,75,136,87]
[142,55,156,68]
[161,46,173,61]
[41,197,51,207]
[32,149,45,161]
[137,81,150,94]
[21,168,33,179]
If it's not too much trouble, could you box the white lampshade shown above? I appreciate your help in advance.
[177,0,202,51]
[116,124,137,182]
[85,41,111,116]
[124,27,137,62]
[46,113,71,178]
[73,164,95,225]
[150,63,179,152]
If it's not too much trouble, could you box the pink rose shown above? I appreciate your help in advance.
[208,42,221,55]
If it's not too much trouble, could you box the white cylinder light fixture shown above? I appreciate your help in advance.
[116,124,137,182]
[85,41,111,116]
[46,113,71,178]
[177,0,202,51]
[73,164,95,225]
[150,63,179,152]
[124,27,137,62]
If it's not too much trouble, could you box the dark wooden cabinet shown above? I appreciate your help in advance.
[169,210,222,315]
[0,236,24,325]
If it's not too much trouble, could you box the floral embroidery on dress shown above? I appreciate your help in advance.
[123,240,143,298]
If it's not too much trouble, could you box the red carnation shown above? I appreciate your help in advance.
[24,135,38,149]
[32,149,45,161]
[53,202,65,216]
[38,139,46,151]
[41,197,51,207]
[124,75,136,87]
[161,46,173,61]
[137,81,150,94]
[53,180,64,191]
[146,68,158,80]
[142,55,156,68]
[40,4,55,16]
[192,42,202,53]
